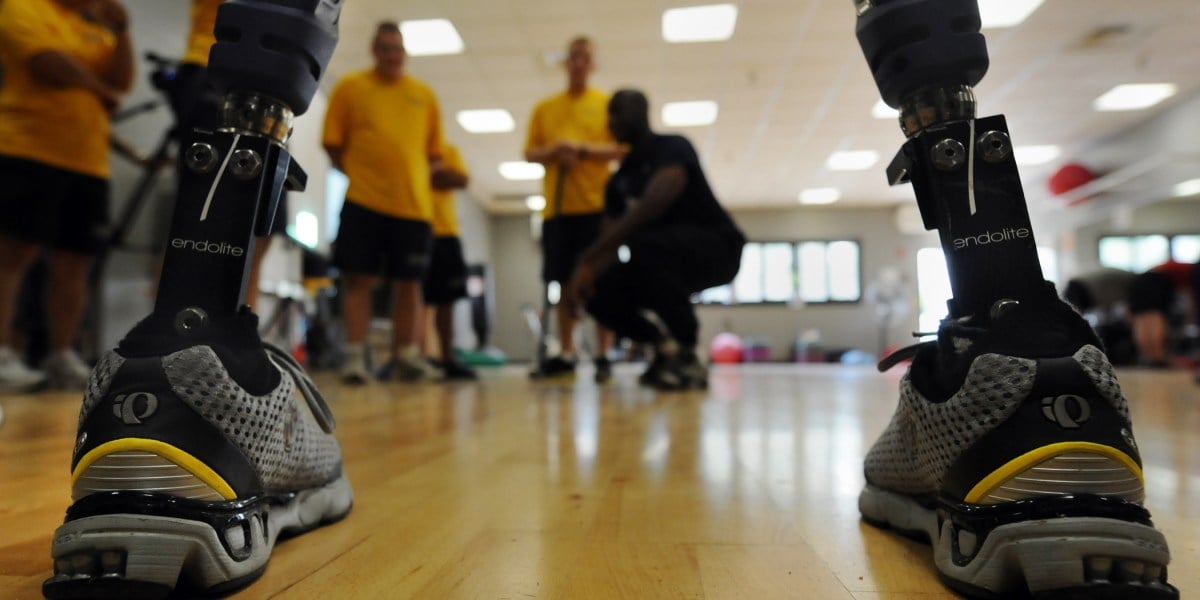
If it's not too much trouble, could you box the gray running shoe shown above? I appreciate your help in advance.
[44,315,352,598]
[862,289,1176,599]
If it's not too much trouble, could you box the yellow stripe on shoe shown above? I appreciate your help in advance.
[72,438,238,500]
[965,442,1144,505]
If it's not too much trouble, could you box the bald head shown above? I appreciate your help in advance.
[607,89,651,144]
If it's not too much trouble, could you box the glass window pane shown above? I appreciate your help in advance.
[798,242,829,302]
[1099,237,1133,271]
[1132,235,1169,272]
[1172,235,1200,263]
[827,241,861,301]
[734,243,763,303]
[762,243,795,302]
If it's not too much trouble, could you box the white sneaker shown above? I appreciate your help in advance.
[340,345,370,385]
[0,346,45,393]
[43,349,92,390]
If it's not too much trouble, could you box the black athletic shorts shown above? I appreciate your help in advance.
[0,154,109,255]
[423,236,469,305]
[332,201,433,280]
[541,213,603,283]
[1129,270,1175,315]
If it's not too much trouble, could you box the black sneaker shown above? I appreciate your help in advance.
[861,286,1176,598]
[43,313,352,598]
[640,350,707,390]
[442,360,478,381]
[594,356,612,384]
[530,356,576,380]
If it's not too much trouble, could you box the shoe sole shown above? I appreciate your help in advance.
[859,484,1178,599]
[43,473,353,599]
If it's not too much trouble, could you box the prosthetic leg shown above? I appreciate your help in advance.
[44,2,352,597]
[853,1,1177,597]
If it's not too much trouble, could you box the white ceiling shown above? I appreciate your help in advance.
[323,0,1200,213]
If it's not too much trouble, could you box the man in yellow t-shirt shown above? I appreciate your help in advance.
[0,0,133,391]
[420,142,476,380]
[524,35,623,382]
[323,22,446,383]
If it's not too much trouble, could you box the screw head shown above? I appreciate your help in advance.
[978,130,1012,164]
[229,149,263,180]
[184,143,218,173]
[174,307,209,335]
[931,139,966,171]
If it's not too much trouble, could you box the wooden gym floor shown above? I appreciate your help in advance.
[1,363,1197,598]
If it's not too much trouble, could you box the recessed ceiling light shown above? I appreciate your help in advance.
[978,0,1045,28]
[826,150,879,171]
[662,101,719,127]
[871,100,899,120]
[799,188,841,205]
[399,19,464,56]
[1173,178,1200,198]
[499,161,545,181]
[457,109,515,133]
[662,4,738,43]
[1093,83,1177,112]
[1013,145,1061,166]
[525,195,547,211]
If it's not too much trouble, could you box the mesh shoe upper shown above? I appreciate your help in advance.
[864,345,1131,497]
[77,345,343,496]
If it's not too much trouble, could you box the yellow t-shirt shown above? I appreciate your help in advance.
[323,70,445,222]
[0,0,119,178]
[182,0,222,66]
[431,143,467,237]
[524,88,612,218]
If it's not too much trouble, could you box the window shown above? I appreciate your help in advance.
[1098,234,1198,272]
[696,240,862,305]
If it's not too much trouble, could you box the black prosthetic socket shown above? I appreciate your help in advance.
[209,0,341,117]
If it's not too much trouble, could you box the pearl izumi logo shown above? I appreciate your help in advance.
[171,238,245,257]
[953,227,1031,249]
[113,392,159,425]
[1041,395,1092,429]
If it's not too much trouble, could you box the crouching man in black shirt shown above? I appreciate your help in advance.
[566,89,745,389]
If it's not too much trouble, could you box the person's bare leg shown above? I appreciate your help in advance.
[46,251,93,352]
[557,301,577,357]
[390,280,423,354]
[342,273,377,346]
[596,325,614,360]
[244,235,273,310]
[0,236,40,348]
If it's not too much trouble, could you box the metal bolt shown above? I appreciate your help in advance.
[854,0,874,16]
[184,143,218,173]
[931,139,966,171]
[174,307,209,335]
[229,149,263,180]
[978,130,1011,163]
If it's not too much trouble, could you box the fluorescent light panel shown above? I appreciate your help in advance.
[826,150,879,171]
[499,161,545,181]
[978,0,1045,28]
[400,19,464,56]
[799,188,841,205]
[1174,178,1200,198]
[1013,145,1061,166]
[662,100,719,127]
[457,109,515,133]
[525,195,546,211]
[662,4,738,43]
[1093,83,1177,112]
